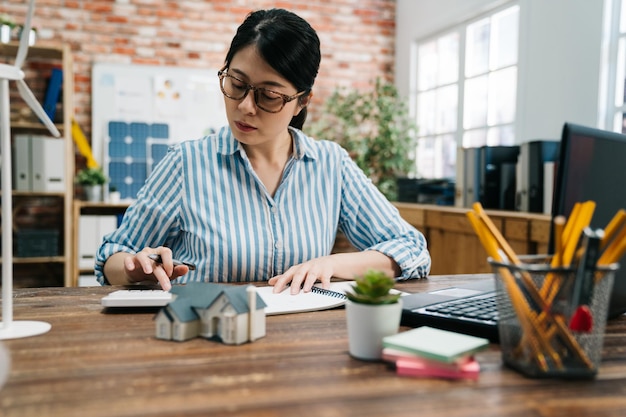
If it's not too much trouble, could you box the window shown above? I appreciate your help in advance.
[412,4,519,179]
[604,0,626,133]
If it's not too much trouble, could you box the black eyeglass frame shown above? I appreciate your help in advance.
[217,68,306,113]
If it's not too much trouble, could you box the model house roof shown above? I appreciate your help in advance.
[169,282,266,313]
[167,297,199,323]
[221,286,261,314]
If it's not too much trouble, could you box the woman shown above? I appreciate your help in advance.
[95,8,430,293]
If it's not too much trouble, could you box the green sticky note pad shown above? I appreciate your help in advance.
[382,326,490,363]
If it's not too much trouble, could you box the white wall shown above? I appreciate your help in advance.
[395,0,607,143]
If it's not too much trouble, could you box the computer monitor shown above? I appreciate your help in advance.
[551,122,626,318]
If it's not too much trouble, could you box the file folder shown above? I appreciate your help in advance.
[31,135,65,192]
[13,134,32,191]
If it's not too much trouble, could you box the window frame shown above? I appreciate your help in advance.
[410,1,520,179]
[601,0,626,133]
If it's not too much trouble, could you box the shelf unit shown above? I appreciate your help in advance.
[0,42,74,287]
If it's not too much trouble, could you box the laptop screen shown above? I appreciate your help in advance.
[551,122,626,317]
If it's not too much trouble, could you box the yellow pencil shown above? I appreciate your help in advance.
[561,201,595,267]
[553,215,566,266]
[543,201,595,302]
[600,209,626,251]
[561,202,582,253]
[598,224,626,266]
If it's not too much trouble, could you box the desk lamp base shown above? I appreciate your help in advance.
[0,321,51,340]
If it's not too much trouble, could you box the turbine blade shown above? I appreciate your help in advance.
[15,0,37,68]
[16,79,60,137]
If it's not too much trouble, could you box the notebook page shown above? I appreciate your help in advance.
[257,281,355,315]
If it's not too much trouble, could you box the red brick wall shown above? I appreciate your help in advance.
[2,0,396,142]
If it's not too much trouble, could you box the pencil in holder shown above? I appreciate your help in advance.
[489,255,618,378]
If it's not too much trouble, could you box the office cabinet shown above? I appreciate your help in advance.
[334,203,551,275]
[72,201,129,287]
[393,203,551,275]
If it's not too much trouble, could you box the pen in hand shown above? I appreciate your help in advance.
[148,254,196,270]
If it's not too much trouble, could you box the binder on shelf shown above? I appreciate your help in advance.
[43,67,63,122]
[78,216,98,270]
[456,147,481,208]
[455,147,464,207]
[13,134,32,191]
[479,146,520,210]
[31,135,65,192]
[78,215,118,270]
[516,140,560,213]
[543,161,556,214]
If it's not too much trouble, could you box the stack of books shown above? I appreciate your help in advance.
[382,326,489,380]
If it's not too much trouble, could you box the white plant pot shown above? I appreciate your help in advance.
[84,185,102,202]
[108,191,121,203]
[1,25,12,44]
[345,299,403,360]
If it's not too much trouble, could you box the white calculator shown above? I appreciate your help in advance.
[101,289,174,308]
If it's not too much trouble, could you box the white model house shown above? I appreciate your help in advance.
[155,282,266,344]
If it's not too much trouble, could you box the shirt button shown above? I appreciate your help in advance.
[275,241,282,249]
[271,206,277,214]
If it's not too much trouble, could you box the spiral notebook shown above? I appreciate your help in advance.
[256,281,355,315]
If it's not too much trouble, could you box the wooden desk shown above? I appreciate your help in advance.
[2,276,626,417]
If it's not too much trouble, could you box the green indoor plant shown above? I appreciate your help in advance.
[345,270,403,360]
[75,167,107,186]
[308,78,417,201]
[75,167,108,202]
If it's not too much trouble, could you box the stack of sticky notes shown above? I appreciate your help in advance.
[382,326,489,380]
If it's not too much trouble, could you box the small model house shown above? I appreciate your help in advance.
[155,283,266,344]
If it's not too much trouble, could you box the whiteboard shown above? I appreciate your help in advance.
[91,62,227,165]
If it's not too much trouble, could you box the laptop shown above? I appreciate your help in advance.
[400,279,500,342]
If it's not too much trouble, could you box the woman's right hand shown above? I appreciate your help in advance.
[127,247,191,290]
[105,247,190,290]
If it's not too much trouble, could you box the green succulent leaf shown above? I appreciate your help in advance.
[345,269,400,305]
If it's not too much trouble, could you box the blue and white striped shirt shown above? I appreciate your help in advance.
[95,126,430,285]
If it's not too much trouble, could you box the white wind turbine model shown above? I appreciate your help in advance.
[1,0,60,339]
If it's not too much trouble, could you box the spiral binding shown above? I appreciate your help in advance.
[310,286,347,299]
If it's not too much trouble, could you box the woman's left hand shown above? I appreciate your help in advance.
[268,256,335,294]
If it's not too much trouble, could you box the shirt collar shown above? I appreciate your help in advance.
[216,126,318,161]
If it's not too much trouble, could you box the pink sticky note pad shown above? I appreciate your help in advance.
[395,357,480,380]
[382,347,473,368]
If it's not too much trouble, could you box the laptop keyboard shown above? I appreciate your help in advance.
[420,292,500,325]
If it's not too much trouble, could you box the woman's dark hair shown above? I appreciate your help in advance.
[224,9,321,130]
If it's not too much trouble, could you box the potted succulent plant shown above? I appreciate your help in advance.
[108,184,121,203]
[345,270,403,360]
[75,167,108,202]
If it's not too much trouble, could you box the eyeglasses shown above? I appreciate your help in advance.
[218,68,306,113]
